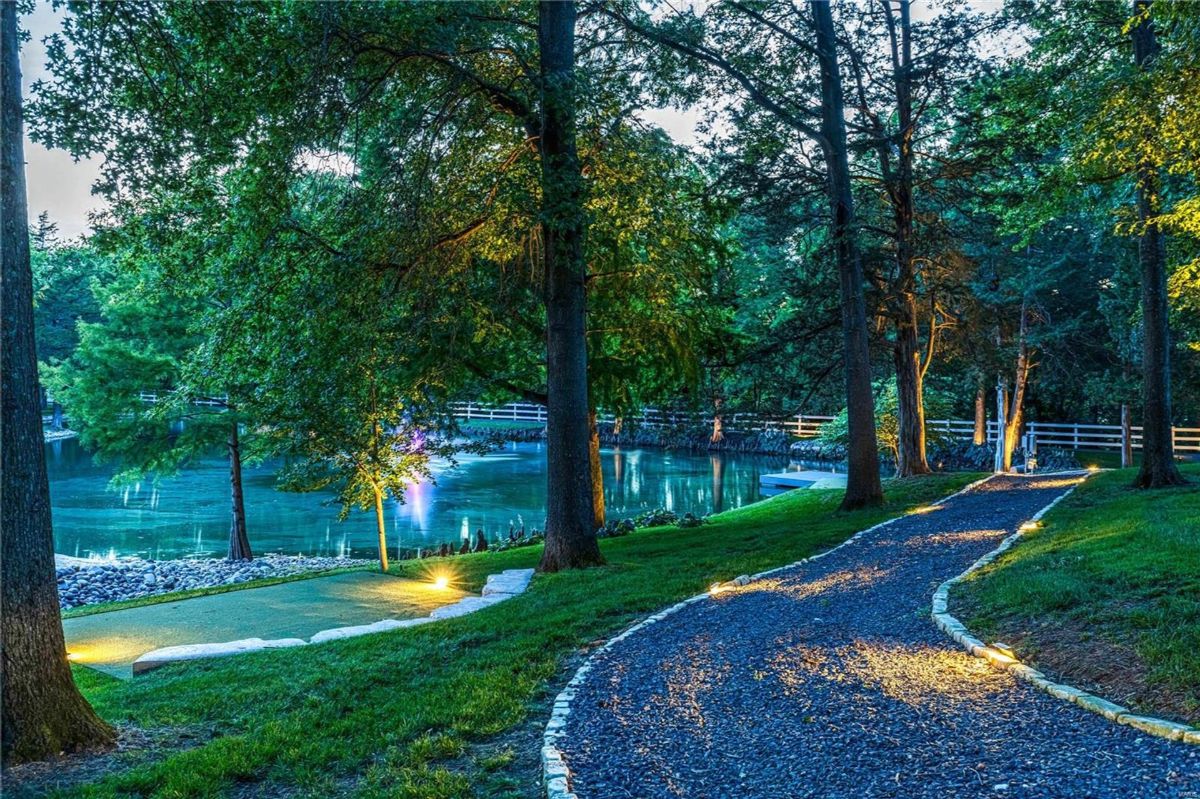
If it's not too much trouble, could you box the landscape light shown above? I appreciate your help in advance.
[992,642,1015,659]
[1019,521,1039,532]
[433,575,449,589]
[708,582,724,596]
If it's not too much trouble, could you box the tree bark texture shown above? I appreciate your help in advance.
[226,419,253,561]
[1003,304,1031,471]
[537,0,604,570]
[1131,0,1185,488]
[973,382,987,446]
[1,2,115,763]
[887,0,931,478]
[588,409,605,530]
[373,485,389,573]
[812,0,884,510]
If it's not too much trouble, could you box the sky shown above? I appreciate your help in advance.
[20,1,103,242]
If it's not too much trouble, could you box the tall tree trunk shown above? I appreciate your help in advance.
[588,408,605,530]
[1131,0,1186,488]
[973,381,987,446]
[888,0,931,478]
[1,3,114,763]
[812,0,884,510]
[373,484,389,573]
[894,315,930,476]
[537,0,604,571]
[226,418,253,561]
[1003,304,1031,471]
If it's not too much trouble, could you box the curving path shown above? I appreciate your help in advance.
[556,475,1200,798]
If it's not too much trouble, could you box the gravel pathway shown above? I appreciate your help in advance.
[558,474,1200,798]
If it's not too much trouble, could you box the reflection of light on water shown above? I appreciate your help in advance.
[404,479,430,531]
[52,439,798,560]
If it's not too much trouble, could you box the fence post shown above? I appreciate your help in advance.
[1121,405,1132,468]
[994,381,1008,473]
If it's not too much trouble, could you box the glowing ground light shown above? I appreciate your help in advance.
[910,505,940,514]
[433,576,449,589]
[1087,464,1100,472]
[992,641,1016,659]
[1019,521,1039,532]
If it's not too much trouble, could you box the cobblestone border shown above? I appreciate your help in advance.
[542,473,1001,799]
[932,471,1200,746]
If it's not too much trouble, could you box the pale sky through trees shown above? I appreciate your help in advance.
[19,0,1005,242]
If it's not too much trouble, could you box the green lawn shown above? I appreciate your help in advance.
[957,464,1199,724]
[49,473,977,799]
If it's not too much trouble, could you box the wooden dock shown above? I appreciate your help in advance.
[759,470,847,496]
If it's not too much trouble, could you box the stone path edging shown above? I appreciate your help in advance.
[541,473,1000,799]
[932,471,1200,746]
[131,568,534,675]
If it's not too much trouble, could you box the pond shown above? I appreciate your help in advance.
[46,437,838,561]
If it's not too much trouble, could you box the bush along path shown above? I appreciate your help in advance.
[548,474,1200,799]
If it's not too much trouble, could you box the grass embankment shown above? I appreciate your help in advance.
[958,464,1200,724]
[53,473,976,799]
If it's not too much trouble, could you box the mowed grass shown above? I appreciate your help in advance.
[57,473,978,799]
[958,464,1200,723]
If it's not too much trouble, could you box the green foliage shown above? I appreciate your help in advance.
[820,379,954,465]
[46,263,238,486]
[30,238,112,367]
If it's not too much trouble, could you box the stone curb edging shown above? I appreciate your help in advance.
[541,473,1003,799]
[130,568,535,675]
[932,472,1200,746]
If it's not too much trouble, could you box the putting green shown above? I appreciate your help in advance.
[63,571,465,678]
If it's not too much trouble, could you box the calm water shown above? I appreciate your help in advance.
[46,438,818,561]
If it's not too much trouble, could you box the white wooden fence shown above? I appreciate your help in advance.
[450,402,1200,454]
[450,402,835,438]
[137,391,229,407]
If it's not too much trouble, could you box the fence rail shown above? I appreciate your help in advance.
[137,391,229,407]
[450,402,1200,454]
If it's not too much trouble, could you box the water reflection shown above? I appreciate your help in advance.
[45,438,831,561]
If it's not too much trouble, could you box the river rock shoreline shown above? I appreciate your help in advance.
[55,553,374,611]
